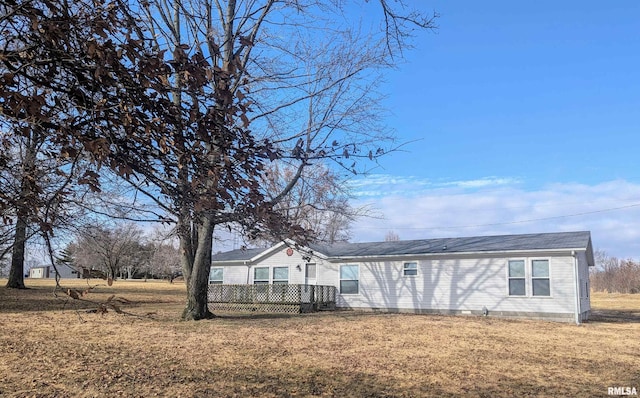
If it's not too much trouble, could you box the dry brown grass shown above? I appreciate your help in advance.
[0,280,638,397]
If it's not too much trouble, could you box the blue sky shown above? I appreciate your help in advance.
[349,1,640,258]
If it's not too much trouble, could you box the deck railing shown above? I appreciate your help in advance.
[207,284,336,313]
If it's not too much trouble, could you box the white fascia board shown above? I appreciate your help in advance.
[326,248,588,262]
[211,239,304,265]
[246,239,327,263]
[248,241,289,263]
[211,259,250,265]
[210,242,289,265]
[253,239,331,262]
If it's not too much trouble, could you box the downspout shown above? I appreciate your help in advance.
[571,250,581,325]
[245,261,250,284]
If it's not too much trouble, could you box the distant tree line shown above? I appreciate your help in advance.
[591,250,640,294]
[62,224,181,282]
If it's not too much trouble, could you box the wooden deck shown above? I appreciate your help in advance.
[207,284,336,314]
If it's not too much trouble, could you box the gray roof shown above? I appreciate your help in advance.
[211,247,266,262]
[211,231,592,262]
[309,231,591,257]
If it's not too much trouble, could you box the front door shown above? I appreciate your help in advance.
[305,263,317,286]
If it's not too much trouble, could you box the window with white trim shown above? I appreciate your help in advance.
[273,267,289,284]
[340,264,359,294]
[403,262,418,276]
[508,260,526,296]
[254,267,269,284]
[507,259,552,297]
[209,267,223,284]
[531,260,550,296]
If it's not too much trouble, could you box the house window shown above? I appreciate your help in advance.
[273,267,289,284]
[508,260,526,296]
[254,267,269,284]
[403,262,418,276]
[340,264,359,294]
[209,267,223,284]
[507,259,552,297]
[531,260,550,296]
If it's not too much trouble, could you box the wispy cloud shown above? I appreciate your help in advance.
[440,177,520,189]
[349,174,521,197]
[350,178,640,259]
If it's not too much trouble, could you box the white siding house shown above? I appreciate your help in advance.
[28,264,80,279]
[210,231,594,323]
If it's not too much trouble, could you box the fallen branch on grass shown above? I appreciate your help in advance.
[53,281,156,321]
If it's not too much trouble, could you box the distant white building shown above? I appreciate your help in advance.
[211,231,594,324]
[28,263,80,279]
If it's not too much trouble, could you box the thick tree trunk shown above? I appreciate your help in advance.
[181,216,215,320]
[6,215,27,289]
[6,135,36,289]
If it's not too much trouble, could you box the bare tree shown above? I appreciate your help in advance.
[146,227,181,281]
[257,163,364,244]
[70,223,145,281]
[2,131,39,288]
[591,249,640,293]
[0,224,15,267]
[120,241,153,280]
[0,129,85,288]
[149,243,181,281]
[132,0,436,319]
[0,3,95,288]
[385,230,400,242]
